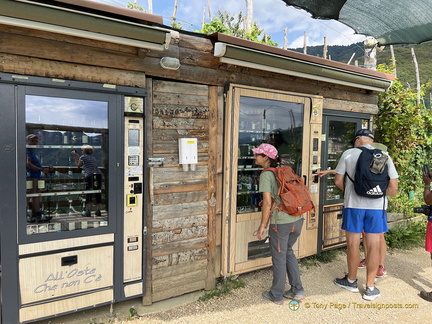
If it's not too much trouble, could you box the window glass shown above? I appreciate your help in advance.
[25,95,108,235]
[325,120,357,201]
[237,96,304,214]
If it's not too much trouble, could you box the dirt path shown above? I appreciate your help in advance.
[39,247,432,323]
[128,247,432,324]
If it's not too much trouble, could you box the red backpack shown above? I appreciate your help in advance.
[265,166,314,216]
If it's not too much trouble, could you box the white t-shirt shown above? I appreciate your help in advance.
[334,144,399,210]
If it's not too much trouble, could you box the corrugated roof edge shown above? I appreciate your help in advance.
[48,0,163,25]
[207,33,395,82]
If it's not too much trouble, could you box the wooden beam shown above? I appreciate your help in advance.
[206,85,218,290]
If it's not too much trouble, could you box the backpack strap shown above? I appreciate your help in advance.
[263,167,282,252]
[345,146,368,184]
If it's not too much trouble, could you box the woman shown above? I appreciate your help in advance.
[253,143,305,305]
[71,145,103,217]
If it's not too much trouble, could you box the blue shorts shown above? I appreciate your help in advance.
[341,208,388,234]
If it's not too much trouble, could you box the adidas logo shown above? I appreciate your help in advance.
[366,185,383,196]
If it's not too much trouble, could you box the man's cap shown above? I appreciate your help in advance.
[351,129,374,145]
[26,134,38,141]
[252,143,278,159]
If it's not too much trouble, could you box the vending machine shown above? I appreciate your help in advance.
[221,84,322,275]
[0,73,147,323]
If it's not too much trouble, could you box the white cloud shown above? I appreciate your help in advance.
[92,0,365,47]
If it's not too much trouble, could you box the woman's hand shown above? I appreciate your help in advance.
[256,224,267,241]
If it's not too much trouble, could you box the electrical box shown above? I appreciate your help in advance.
[178,138,198,171]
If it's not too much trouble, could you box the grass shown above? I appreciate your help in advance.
[199,275,246,301]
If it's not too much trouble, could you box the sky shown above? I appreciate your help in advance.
[91,0,366,49]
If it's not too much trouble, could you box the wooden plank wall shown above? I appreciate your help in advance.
[148,79,219,302]
[0,24,381,303]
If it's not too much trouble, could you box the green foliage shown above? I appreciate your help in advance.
[126,2,144,11]
[198,275,246,301]
[299,249,341,268]
[171,18,183,30]
[385,220,426,249]
[387,193,421,217]
[374,63,432,196]
[127,306,138,320]
[197,10,278,47]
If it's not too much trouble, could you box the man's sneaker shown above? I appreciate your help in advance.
[283,289,305,301]
[363,286,381,301]
[420,290,432,302]
[358,258,367,269]
[95,209,102,217]
[376,265,387,278]
[262,291,284,305]
[334,274,359,293]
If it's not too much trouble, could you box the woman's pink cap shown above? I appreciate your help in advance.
[252,143,278,159]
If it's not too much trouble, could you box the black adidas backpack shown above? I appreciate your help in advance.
[346,146,390,199]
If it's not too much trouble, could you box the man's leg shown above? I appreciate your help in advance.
[364,233,381,287]
[379,233,386,266]
[346,231,361,280]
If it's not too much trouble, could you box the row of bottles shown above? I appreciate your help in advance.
[236,172,262,214]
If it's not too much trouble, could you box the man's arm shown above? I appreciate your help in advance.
[386,178,398,197]
[334,173,344,190]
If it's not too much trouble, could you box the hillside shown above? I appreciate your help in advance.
[290,41,432,105]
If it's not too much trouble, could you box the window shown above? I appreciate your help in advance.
[25,95,109,235]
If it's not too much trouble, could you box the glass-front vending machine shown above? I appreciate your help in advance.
[319,112,370,251]
[222,85,323,275]
[0,74,147,323]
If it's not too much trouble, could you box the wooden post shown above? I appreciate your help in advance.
[202,5,206,28]
[245,0,253,34]
[323,36,327,59]
[390,45,397,77]
[142,77,154,306]
[206,86,219,290]
[283,27,288,50]
[411,47,421,106]
[208,0,212,19]
[364,38,377,70]
[172,0,178,25]
[347,52,356,65]
[303,31,307,54]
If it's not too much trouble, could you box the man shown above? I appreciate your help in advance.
[26,134,52,222]
[333,129,398,301]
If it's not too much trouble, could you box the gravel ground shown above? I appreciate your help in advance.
[40,247,432,323]
[129,247,432,324]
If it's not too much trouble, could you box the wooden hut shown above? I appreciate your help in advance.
[0,0,394,322]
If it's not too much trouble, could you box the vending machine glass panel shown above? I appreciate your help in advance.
[25,95,109,235]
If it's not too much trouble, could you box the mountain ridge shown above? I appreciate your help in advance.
[290,42,432,101]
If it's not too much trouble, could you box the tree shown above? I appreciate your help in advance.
[197,10,278,47]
